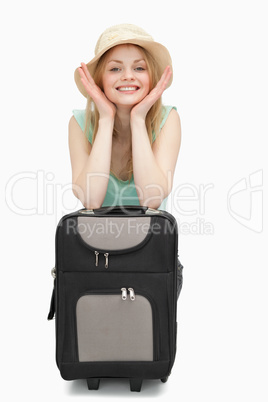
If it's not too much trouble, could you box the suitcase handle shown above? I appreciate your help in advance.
[79,205,161,216]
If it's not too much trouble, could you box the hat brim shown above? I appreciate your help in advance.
[74,39,173,98]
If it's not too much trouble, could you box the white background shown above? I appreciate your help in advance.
[1,0,267,400]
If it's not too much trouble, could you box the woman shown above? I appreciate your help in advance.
[69,24,181,211]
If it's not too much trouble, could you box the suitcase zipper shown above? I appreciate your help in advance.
[94,251,110,268]
[104,253,109,268]
[121,287,127,300]
[128,288,136,301]
[94,251,99,266]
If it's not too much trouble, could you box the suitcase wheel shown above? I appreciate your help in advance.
[87,378,100,390]
[86,377,167,391]
[129,378,143,392]
[161,376,169,383]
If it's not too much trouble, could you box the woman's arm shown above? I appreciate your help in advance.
[68,115,114,209]
[130,65,181,208]
[131,109,181,208]
[69,63,117,209]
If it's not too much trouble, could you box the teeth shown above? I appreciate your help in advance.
[117,87,138,91]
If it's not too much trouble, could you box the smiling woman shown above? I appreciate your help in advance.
[69,24,181,210]
[101,46,151,107]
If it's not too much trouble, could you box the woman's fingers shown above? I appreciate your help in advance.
[80,62,95,84]
[78,63,100,98]
[131,65,172,119]
[78,66,91,89]
[80,76,91,94]
[145,67,171,102]
[78,62,96,91]
[156,66,172,92]
[147,66,172,102]
[78,63,116,118]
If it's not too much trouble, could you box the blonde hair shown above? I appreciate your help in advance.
[84,44,163,182]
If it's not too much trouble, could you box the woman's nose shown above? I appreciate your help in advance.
[121,68,135,81]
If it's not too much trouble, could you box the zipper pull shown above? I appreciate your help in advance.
[95,251,99,267]
[121,287,127,301]
[104,253,109,269]
[128,288,136,301]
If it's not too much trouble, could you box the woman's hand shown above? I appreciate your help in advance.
[78,63,116,120]
[130,65,172,121]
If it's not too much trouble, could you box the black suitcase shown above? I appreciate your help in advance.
[48,205,181,392]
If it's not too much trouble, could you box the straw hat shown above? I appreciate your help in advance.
[74,24,173,97]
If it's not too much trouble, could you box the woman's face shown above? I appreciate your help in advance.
[102,44,150,107]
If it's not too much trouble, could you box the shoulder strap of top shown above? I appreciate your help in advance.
[152,105,177,142]
[72,109,93,144]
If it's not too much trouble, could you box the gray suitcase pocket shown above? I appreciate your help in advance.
[76,289,159,362]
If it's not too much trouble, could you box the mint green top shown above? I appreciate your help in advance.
[72,105,176,210]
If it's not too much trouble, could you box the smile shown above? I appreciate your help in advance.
[116,86,140,92]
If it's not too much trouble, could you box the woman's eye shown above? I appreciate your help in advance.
[135,67,145,71]
[109,66,145,72]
